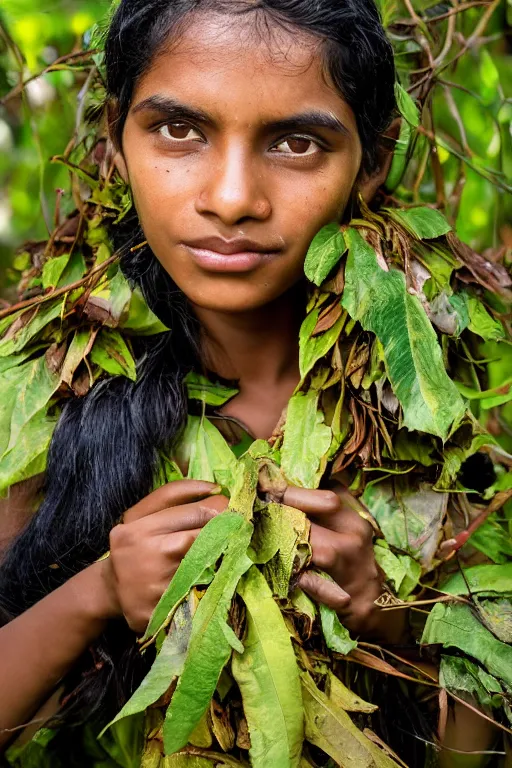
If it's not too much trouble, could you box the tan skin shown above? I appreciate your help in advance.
[0,11,491,764]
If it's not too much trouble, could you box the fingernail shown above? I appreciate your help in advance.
[208,484,223,496]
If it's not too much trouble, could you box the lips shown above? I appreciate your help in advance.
[181,236,283,273]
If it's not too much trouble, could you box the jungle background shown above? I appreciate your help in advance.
[0,0,511,466]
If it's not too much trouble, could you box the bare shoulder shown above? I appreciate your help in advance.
[0,475,45,557]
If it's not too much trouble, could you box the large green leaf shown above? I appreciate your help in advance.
[422,602,512,687]
[163,520,253,755]
[301,673,399,767]
[387,207,452,240]
[304,224,346,287]
[42,253,71,290]
[342,228,465,439]
[103,599,194,732]
[440,563,512,597]
[281,390,332,489]
[141,512,248,644]
[232,566,303,768]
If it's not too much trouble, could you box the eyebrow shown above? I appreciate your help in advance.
[131,95,352,138]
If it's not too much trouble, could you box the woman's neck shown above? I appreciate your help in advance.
[192,285,304,439]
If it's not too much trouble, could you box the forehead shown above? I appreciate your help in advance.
[131,11,358,133]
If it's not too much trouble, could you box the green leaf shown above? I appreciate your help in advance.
[281,390,332,489]
[232,566,304,768]
[467,297,505,341]
[374,541,421,599]
[0,409,57,494]
[395,83,419,128]
[304,224,346,287]
[0,299,65,358]
[301,673,400,767]
[1,356,59,455]
[440,563,512,597]
[121,286,169,336]
[385,118,412,192]
[56,251,86,288]
[319,602,357,655]
[469,518,512,564]
[342,228,465,439]
[90,328,136,381]
[103,599,194,732]
[298,308,345,380]
[184,417,239,490]
[388,207,452,240]
[422,602,512,687]
[440,656,504,712]
[42,253,71,290]
[163,520,253,755]
[256,503,311,599]
[142,512,249,644]
[185,372,239,407]
[363,480,447,569]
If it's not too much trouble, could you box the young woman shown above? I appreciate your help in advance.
[0,1,500,765]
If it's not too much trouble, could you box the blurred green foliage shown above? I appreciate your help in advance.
[0,0,511,295]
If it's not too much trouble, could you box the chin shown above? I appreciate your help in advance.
[184,282,292,314]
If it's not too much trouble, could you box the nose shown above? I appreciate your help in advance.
[195,142,272,226]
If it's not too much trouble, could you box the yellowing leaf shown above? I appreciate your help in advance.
[232,566,303,768]
[301,673,400,767]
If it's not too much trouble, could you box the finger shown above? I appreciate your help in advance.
[298,571,351,612]
[123,480,222,523]
[139,494,229,534]
[282,486,340,515]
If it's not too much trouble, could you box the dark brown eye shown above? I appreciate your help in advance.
[272,137,319,156]
[158,123,202,141]
[287,138,312,154]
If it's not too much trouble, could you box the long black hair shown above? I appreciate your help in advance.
[0,0,397,734]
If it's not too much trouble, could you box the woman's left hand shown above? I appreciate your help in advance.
[281,484,384,638]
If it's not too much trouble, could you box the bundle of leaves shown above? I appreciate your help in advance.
[1,4,512,767]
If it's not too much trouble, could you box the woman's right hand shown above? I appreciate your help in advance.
[99,480,228,634]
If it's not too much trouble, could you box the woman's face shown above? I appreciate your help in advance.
[115,13,364,314]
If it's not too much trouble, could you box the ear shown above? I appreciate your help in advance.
[357,117,402,203]
[106,99,129,183]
